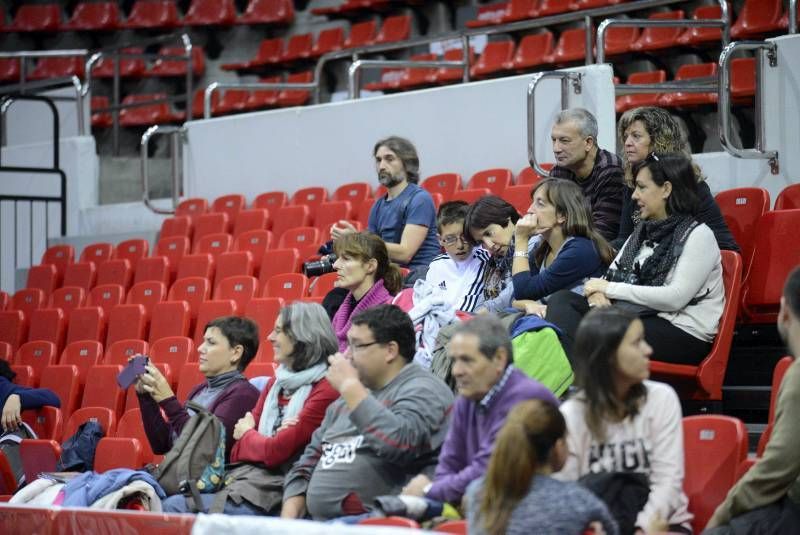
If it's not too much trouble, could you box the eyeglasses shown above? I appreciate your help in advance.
[439,234,467,246]
[345,341,382,354]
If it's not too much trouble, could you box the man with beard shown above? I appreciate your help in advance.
[331,136,440,277]
[705,266,800,533]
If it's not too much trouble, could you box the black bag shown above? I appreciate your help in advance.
[56,420,105,472]
[580,472,650,535]
[0,422,37,487]
[206,462,285,514]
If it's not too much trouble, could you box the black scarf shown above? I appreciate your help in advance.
[612,214,695,287]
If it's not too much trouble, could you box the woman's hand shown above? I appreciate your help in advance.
[515,212,538,240]
[233,411,256,440]
[587,292,612,308]
[584,278,610,296]
[512,299,547,318]
[138,364,175,403]
[1,394,22,432]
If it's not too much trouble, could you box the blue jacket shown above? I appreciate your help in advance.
[0,376,60,410]
[63,468,166,507]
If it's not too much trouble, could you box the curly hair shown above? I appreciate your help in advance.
[617,106,701,186]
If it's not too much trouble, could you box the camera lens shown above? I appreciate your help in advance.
[303,254,337,277]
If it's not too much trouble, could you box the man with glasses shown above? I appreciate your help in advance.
[402,315,558,504]
[549,107,625,241]
[281,304,454,521]
[425,201,490,312]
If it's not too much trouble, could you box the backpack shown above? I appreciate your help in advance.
[56,420,104,472]
[0,422,37,488]
[155,400,225,500]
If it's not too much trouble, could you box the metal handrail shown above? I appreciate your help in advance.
[791,0,797,34]
[141,124,184,214]
[0,76,85,136]
[203,81,317,119]
[596,5,730,65]
[718,41,779,174]
[526,71,582,177]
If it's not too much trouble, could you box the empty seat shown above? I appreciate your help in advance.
[39,365,80,422]
[64,406,116,441]
[65,306,106,345]
[615,70,667,113]
[168,276,211,320]
[175,197,209,222]
[292,187,329,219]
[233,209,270,237]
[214,275,259,312]
[238,0,294,25]
[105,339,149,366]
[775,184,800,210]
[211,194,246,225]
[193,212,231,245]
[0,310,28,352]
[253,191,288,210]
[508,31,554,71]
[149,336,195,379]
[15,341,57,386]
[118,93,183,127]
[80,242,114,264]
[271,205,312,242]
[429,48,474,85]
[88,284,125,316]
[194,233,233,259]
[731,0,783,39]
[314,201,353,235]
[234,230,273,273]
[276,71,313,107]
[116,409,160,465]
[123,0,181,29]
[213,251,254,290]
[281,33,313,63]
[81,365,125,416]
[115,239,149,267]
[159,216,192,240]
[25,264,58,298]
[11,288,46,319]
[41,244,74,283]
[471,41,514,78]
[263,273,309,301]
[184,0,236,26]
[193,300,238,347]
[631,10,685,52]
[333,182,372,215]
[422,173,462,200]
[374,14,411,45]
[731,57,756,101]
[502,184,534,215]
[0,342,12,361]
[134,256,170,286]
[278,227,322,250]
[176,363,205,402]
[94,437,144,472]
[659,63,718,108]
[222,38,283,71]
[21,406,63,442]
[309,272,339,298]
[536,0,575,16]
[154,237,191,282]
[60,340,103,388]
[176,253,215,281]
[19,440,61,486]
[244,75,282,110]
[62,261,95,290]
[105,304,147,346]
[7,4,61,32]
[244,297,283,362]
[468,168,512,196]
[62,1,120,31]
[602,26,639,57]
[451,188,491,204]
[258,248,301,287]
[311,27,344,57]
[92,47,147,79]
[95,259,133,289]
[678,5,725,46]
[149,301,192,343]
[0,58,21,82]
[466,2,512,28]
[715,187,770,279]
[27,308,66,356]
[547,27,591,64]
[11,365,35,387]
[343,20,377,49]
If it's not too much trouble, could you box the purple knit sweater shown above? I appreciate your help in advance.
[427,368,559,504]
[331,279,393,352]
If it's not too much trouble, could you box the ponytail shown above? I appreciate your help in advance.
[381,263,404,295]
[479,400,565,535]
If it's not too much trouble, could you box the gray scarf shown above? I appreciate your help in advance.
[190,369,245,414]
[257,362,328,437]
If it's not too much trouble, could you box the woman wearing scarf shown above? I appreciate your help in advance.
[331,232,403,352]
[161,302,340,514]
[136,316,260,461]
[546,153,724,365]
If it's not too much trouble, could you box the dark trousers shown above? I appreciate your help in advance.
[545,290,712,366]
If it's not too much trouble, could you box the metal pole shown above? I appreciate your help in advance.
[584,16,593,65]
[112,49,120,156]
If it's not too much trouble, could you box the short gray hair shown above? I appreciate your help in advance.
[279,302,338,372]
[554,108,598,140]
[451,315,514,367]
[373,136,420,184]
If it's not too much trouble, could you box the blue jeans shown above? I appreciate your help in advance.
[161,493,265,515]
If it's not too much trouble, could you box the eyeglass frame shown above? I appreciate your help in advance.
[438,233,468,246]
[345,340,384,354]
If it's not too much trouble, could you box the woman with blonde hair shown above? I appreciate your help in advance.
[331,232,403,351]
[466,399,617,535]
[615,106,737,252]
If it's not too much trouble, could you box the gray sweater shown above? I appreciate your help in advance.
[283,363,455,520]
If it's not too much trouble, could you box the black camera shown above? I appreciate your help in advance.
[303,254,337,277]
[605,266,640,285]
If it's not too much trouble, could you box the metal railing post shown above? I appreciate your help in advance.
[791,0,797,34]
[584,16,593,65]
[141,124,185,214]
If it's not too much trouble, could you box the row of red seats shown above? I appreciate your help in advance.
[467,0,794,42]
[311,0,419,18]
[222,15,411,73]
[91,73,313,127]
[1,0,292,33]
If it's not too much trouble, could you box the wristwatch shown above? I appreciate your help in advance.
[513,251,529,258]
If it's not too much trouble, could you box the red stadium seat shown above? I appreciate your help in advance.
[615,70,667,114]
[150,336,195,379]
[118,93,183,127]
[160,216,192,240]
[238,0,294,25]
[429,48,474,85]
[60,340,103,388]
[271,205,312,242]
[374,14,411,45]
[193,212,231,245]
[222,38,283,71]
[731,58,756,102]
[214,275,259,312]
[62,261,96,290]
[92,47,147,79]
[276,71,314,107]
[678,5,724,46]
[211,194,246,226]
[105,304,147,346]
[731,0,783,40]
[0,292,6,311]
[41,244,74,282]
[80,242,114,264]
[117,409,161,465]
[468,168,512,196]
[148,46,205,77]
[740,209,800,323]
[11,288,46,318]
[253,191,288,210]
[357,198,376,228]
[659,63,718,108]
[333,182,372,216]
[114,238,149,266]
[245,77,282,110]
[193,300,238,347]
[95,437,144,471]
[278,227,322,250]
[388,53,437,91]
[105,339,149,366]
[19,440,61,485]
[175,197,209,222]
[0,342,11,361]
[134,257,170,286]
[281,33,313,63]
[168,276,211,320]
[311,27,345,58]
[649,251,742,400]
[25,264,58,298]
[95,259,133,289]
[258,248,300,287]
[124,0,181,29]
[63,2,120,31]
[39,365,80,423]
[756,356,794,456]
[244,297,283,362]
[508,31,554,71]
[422,173,462,200]
[451,188,491,204]
[149,301,192,343]
[263,273,309,301]
[64,406,116,439]
[244,362,276,380]
[88,284,125,317]
[547,27,591,65]
[235,230,273,273]
[715,187,770,280]
[214,251,254,289]
[292,187,329,219]
[343,20,377,49]
[309,272,339,298]
[194,233,233,261]
[10,365,34,387]
[603,26,639,57]
[15,341,57,386]
[176,363,205,402]
[0,58,21,82]
[184,0,236,26]
[631,10,685,53]
[471,40,514,78]
[65,307,106,346]
[536,0,575,16]
[434,520,468,534]
[81,365,125,416]
[8,4,61,32]
[775,183,800,210]
[28,308,66,355]
[359,517,420,528]
[176,253,215,281]
[683,415,748,533]
[315,201,353,235]
[466,2,511,28]
[0,310,28,352]
[233,209,270,237]
[22,406,63,442]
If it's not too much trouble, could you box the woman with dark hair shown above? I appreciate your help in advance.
[466,399,617,535]
[0,360,60,433]
[162,303,340,515]
[547,153,724,365]
[331,232,404,351]
[556,307,692,534]
[464,195,521,313]
[136,316,260,460]
[511,178,615,317]
[615,106,737,252]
